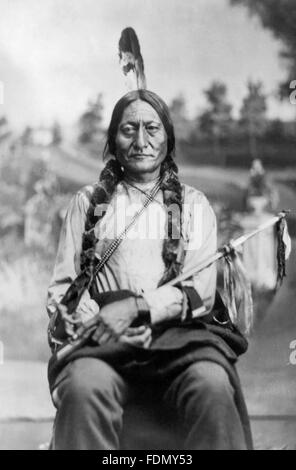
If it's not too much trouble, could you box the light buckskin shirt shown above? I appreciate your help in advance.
[46,180,217,317]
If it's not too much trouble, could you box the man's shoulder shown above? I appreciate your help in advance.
[181,183,210,205]
[69,182,100,213]
[181,183,216,225]
[76,182,97,200]
[76,180,109,202]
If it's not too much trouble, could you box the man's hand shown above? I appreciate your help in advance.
[75,290,100,324]
[143,285,183,325]
[119,326,152,349]
[93,297,138,342]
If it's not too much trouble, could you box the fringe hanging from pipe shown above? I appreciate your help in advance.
[223,246,254,335]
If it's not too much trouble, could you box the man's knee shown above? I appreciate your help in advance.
[167,361,234,413]
[56,358,126,406]
[184,361,233,399]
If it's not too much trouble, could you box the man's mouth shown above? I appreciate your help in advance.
[130,154,154,159]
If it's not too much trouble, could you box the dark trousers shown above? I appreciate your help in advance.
[51,357,247,450]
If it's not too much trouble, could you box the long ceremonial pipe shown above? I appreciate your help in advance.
[55,211,289,362]
[167,210,289,287]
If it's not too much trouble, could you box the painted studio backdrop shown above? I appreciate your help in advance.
[0,0,296,450]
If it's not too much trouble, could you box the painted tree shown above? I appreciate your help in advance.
[0,116,10,142]
[78,93,104,145]
[240,80,267,159]
[169,94,190,141]
[199,81,233,162]
[52,121,63,146]
[21,126,33,146]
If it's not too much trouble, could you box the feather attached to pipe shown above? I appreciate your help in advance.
[119,27,147,90]
[276,216,291,288]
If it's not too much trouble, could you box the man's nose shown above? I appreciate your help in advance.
[134,126,148,150]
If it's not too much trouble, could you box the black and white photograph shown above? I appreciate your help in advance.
[0,0,296,452]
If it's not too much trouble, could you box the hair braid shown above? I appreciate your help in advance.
[80,159,123,273]
[158,154,184,285]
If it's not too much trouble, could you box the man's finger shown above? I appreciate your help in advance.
[98,330,114,345]
[119,328,152,347]
[139,328,152,342]
[92,323,105,343]
[125,326,147,336]
[143,335,152,349]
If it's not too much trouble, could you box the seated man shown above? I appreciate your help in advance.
[46,89,252,450]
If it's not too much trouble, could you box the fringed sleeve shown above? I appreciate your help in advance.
[46,188,91,317]
[181,186,217,314]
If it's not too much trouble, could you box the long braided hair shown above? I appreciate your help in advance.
[80,90,184,286]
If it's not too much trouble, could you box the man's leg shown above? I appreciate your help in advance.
[163,361,247,450]
[51,357,130,450]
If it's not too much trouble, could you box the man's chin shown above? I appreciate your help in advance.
[125,160,160,173]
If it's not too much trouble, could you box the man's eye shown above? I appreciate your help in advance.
[122,126,136,135]
[146,126,159,134]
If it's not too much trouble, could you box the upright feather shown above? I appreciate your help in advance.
[119,27,147,90]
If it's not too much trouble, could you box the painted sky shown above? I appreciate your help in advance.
[0,0,294,130]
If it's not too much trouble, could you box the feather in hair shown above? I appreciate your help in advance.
[119,27,147,90]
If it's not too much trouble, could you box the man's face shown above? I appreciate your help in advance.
[115,100,168,176]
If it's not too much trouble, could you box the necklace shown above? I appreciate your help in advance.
[123,178,163,205]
